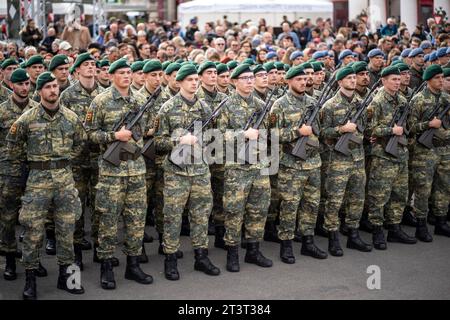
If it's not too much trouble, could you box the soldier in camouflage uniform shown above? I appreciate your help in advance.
[131,61,145,93]
[7,72,86,299]
[96,59,111,89]
[25,55,45,99]
[354,62,371,99]
[0,82,11,104]
[365,66,417,250]
[216,64,273,272]
[320,66,373,256]
[270,65,328,264]
[154,63,220,280]
[408,65,450,241]
[302,63,322,100]
[85,58,153,290]
[312,62,326,92]
[216,63,233,95]
[0,69,39,281]
[409,48,425,90]
[1,58,19,94]
[59,53,106,269]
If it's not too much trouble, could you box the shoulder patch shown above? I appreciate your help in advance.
[85,110,94,124]
[9,123,17,135]
[269,113,277,127]
[153,116,160,132]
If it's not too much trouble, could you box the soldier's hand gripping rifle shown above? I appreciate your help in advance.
[170,98,228,169]
[236,88,283,163]
[417,91,450,149]
[334,78,381,156]
[385,81,427,157]
[102,87,162,167]
[290,75,337,160]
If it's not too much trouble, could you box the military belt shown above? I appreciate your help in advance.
[29,159,70,170]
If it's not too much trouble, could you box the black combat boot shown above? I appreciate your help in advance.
[93,244,119,267]
[36,262,48,277]
[359,216,374,233]
[193,248,220,276]
[263,221,280,243]
[279,240,295,264]
[293,229,302,242]
[328,231,343,256]
[164,253,180,281]
[226,245,240,272]
[180,215,190,236]
[402,206,417,227]
[428,209,436,226]
[125,256,153,284]
[158,233,183,258]
[435,216,450,237]
[339,223,349,237]
[415,218,433,242]
[100,259,116,290]
[45,229,56,255]
[214,226,226,249]
[314,214,329,238]
[74,244,83,271]
[57,264,85,294]
[347,228,372,252]
[143,231,154,243]
[372,226,387,250]
[23,269,37,300]
[244,242,273,267]
[139,243,149,264]
[387,224,417,244]
[80,237,92,250]
[301,236,328,259]
[3,253,17,281]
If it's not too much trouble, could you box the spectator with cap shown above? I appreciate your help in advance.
[408,47,425,89]
[367,48,385,87]
[289,51,304,66]
[58,41,73,56]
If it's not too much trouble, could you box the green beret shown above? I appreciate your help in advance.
[26,55,44,68]
[197,61,216,75]
[443,68,450,78]
[108,58,131,74]
[346,61,355,69]
[231,63,252,79]
[226,60,238,71]
[10,68,30,83]
[69,66,75,74]
[143,59,162,73]
[300,62,313,70]
[422,64,443,81]
[243,58,255,66]
[252,64,266,75]
[352,61,368,74]
[96,59,110,68]
[165,62,181,75]
[285,65,305,80]
[396,63,410,72]
[36,72,56,90]
[307,59,316,63]
[381,65,400,78]
[175,58,185,64]
[162,61,171,71]
[131,61,145,72]
[1,58,19,70]
[336,66,356,81]
[48,54,69,71]
[216,63,229,75]
[284,64,290,72]
[263,61,276,72]
[20,62,27,69]
[175,64,198,81]
[274,61,284,71]
[311,62,323,72]
[73,52,95,70]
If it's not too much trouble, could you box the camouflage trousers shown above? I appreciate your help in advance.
[210,164,225,226]
[0,175,25,253]
[96,175,147,260]
[277,165,320,240]
[367,157,408,226]
[267,174,280,223]
[410,147,450,219]
[146,158,165,233]
[162,171,212,254]
[19,185,81,269]
[223,168,270,246]
[324,159,366,231]
[318,150,331,216]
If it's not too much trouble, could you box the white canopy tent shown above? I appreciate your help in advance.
[178,0,333,30]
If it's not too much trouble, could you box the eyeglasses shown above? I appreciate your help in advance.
[237,76,255,82]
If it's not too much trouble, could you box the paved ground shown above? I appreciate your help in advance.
[1,224,449,300]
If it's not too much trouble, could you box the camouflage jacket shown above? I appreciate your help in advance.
[138,85,168,133]
[305,86,321,100]
[320,91,366,163]
[216,91,269,171]
[408,87,450,154]
[0,96,38,176]
[366,88,409,162]
[399,86,414,101]
[28,81,36,99]
[154,93,212,176]
[0,84,11,104]
[355,87,370,100]
[270,91,321,170]
[368,67,381,88]
[409,67,424,91]
[6,104,86,189]
[85,86,147,177]
[197,86,227,110]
